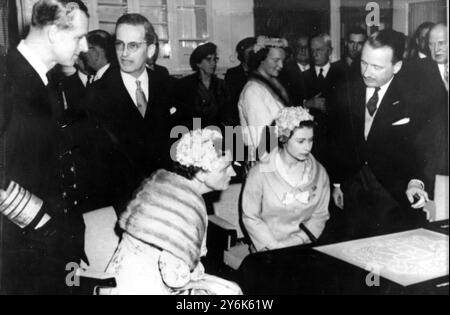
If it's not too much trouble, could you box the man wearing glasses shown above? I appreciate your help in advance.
[86,14,172,214]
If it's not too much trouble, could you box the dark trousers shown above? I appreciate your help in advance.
[1,219,84,295]
[342,166,420,239]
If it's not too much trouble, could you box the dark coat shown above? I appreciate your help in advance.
[278,59,309,106]
[85,66,173,212]
[1,48,87,294]
[333,76,426,236]
[302,62,347,169]
[173,73,231,130]
[225,64,249,126]
[401,58,449,194]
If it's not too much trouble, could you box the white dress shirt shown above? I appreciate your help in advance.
[314,62,331,78]
[78,71,90,87]
[17,40,49,86]
[437,63,449,90]
[364,77,394,139]
[121,70,149,109]
[297,63,310,72]
[418,51,427,59]
[94,63,110,82]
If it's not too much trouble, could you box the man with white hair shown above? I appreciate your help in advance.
[412,23,448,196]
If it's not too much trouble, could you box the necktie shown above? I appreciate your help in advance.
[318,68,325,80]
[366,87,380,117]
[135,80,147,118]
[86,74,93,89]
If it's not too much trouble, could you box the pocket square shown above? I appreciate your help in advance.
[392,117,410,125]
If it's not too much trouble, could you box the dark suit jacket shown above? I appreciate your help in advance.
[174,73,231,129]
[279,60,309,106]
[401,57,448,130]
[225,64,249,126]
[402,59,449,194]
[85,66,172,212]
[302,62,347,168]
[1,48,86,294]
[334,76,425,235]
[62,71,88,111]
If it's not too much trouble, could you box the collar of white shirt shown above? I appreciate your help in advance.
[297,63,310,72]
[78,71,89,87]
[437,63,448,86]
[121,70,149,107]
[94,63,111,82]
[315,62,331,77]
[17,40,50,86]
[418,51,428,59]
[365,76,394,111]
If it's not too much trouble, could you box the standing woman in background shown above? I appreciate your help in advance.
[174,42,231,130]
[238,36,291,163]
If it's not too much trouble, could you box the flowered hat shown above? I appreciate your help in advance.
[275,106,314,139]
[175,128,225,172]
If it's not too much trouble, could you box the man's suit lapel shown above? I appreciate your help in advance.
[431,62,447,93]
[145,68,156,121]
[367,77,400,142]
[112,68,146,122]
[351,78,366,143]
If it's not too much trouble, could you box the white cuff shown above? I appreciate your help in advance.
[333,183,341,188]
[408,179,425,190]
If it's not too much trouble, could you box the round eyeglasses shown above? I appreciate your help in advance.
[115,40,147,53]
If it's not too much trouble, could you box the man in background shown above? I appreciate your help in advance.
[280,34,311,106]
[413,23,448,196]
[86,14,172,214]
[84,29,114,83]
[342,27,366,79]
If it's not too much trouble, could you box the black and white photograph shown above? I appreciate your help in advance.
[0,0,448,298]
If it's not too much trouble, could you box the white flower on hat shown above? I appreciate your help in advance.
[175,129,223,172]
[254,36,288,53]
[275,106,314,138]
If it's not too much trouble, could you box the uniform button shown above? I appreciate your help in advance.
[63,208,68,214]
[364,161,369,165]
[62,192,67,198]
[70,166,75,173]
[73,201,78,206]
[73,184,77,189]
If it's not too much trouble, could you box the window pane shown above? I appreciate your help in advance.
[139,0,169,41]
[177,0,207,7]
[97,0,127,33]
[177,7,208,39]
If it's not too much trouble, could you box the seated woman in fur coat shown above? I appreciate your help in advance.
[242,107,330,252]
[101,129,242,295]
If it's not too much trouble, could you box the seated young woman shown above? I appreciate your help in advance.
[101,128,242,295]
[242,107,330,252]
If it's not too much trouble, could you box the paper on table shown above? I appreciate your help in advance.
[314,229,449,287]
[434,175,449,221]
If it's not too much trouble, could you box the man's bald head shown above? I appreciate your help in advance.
[428,23,448,64]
